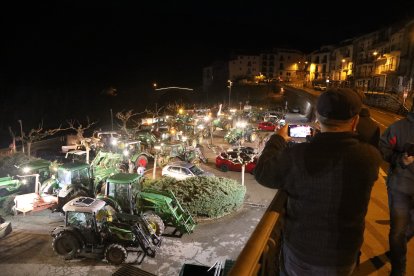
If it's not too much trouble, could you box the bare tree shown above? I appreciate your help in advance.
[115,109,143,136]
[165,102,181,114]
[8,126,16,154]
[67,119,97,145]
[23,123,66,157]
[145,105,164,118]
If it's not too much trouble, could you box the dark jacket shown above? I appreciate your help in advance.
[255,132,381,267]
[379,112,414,194]
[357,107,380,148]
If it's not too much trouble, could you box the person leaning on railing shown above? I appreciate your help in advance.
[254,88,382,276]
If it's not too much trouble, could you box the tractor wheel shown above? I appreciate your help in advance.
[53,231,80,260]
[220,164,229,172]
[105,243,128,265]
[136,155,149,168]
[143,212,165,237]
[118,163,128,173]
[157,156,169,168]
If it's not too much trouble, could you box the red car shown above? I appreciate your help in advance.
[257,121,276,131]
[215,151,257,174]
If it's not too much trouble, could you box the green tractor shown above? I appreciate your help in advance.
[0,159,54,198]
[51,196,162,265]
[1,159,56,214]
[114,140,154,169]
[47,150,124,210]
[99,173,196,235]
[0,177,22,198]
[212,115,232,131]
[52,162,119,210]
[155,142,207,168]
[224,122,258,145]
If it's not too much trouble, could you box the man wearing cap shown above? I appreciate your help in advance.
[255,88,381,275]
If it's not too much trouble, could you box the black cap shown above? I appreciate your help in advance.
[316,88,362,120]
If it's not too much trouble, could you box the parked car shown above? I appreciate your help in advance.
[161,161,214,180]
[257,121,276,131]
[313,84,327,91]
[215,151,257,174]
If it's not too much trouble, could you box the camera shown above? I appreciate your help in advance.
[288,124,312,138]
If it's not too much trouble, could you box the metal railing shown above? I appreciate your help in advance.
[228,190,287,276]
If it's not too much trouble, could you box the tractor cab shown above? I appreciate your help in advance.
[104,173,141,214]
[56,162,94,200]
[19,159,54,184]
[63,197,107,244]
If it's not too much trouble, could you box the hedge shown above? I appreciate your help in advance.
[142,176,246,219]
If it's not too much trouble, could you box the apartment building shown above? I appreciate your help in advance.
[202,18,414,99]
[228,53,260,82]
[353,23,405,93]
[306,45,333,83]
[261,49,305,82]
[329,40,354,86]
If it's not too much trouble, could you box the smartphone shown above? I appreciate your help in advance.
[288,124,312,138]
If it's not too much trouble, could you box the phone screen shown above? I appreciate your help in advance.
[288,125,312,138]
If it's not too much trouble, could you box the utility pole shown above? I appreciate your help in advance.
[110,109,114,131]
[228,80,232,108]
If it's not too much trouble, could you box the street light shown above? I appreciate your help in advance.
[110,109,114,131]
[227,80,232,107]
[18,120,24,153]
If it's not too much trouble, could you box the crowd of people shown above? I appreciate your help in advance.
[255,88,413,276]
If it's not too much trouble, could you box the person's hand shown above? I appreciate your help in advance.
[402,153,414,166]
[276,124,290,142]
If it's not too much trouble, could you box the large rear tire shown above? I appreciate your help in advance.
[143,212,165,237]
[105,243,127,265]
[53,231,80,260]
[136,155,149,168]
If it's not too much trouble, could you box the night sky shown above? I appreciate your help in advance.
[1,1,414,145]
[4,1,414,88]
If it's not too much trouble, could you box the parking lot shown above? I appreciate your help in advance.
[0,130,277,276]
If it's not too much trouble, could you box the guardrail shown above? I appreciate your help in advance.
[228,190,287,276]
